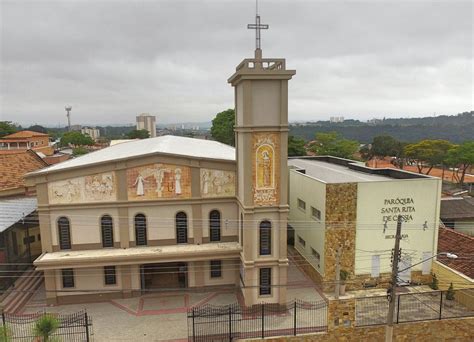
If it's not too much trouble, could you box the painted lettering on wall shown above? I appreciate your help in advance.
[381,197,416,222]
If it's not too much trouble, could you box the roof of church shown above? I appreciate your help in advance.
[29,135,236,175]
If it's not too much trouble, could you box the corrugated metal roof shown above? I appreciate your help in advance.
[0,197,37,233]
[440,197,474,219]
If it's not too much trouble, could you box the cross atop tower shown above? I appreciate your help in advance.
[247,0,268,52]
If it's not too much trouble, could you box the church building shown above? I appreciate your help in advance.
[28,31,295,306]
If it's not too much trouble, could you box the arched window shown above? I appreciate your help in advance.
[209,210,221,242]
[58,217,71,250]
[176,212,188,244]
[135,214,147,246]
[259,220,271,255]
[101,215,114,248]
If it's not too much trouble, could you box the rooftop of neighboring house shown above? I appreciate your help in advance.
[1,130,49,139]
[440,197,474,220]
[288,156,433,184]
[437,227,474,279]
[28,135,236,175]
[0,150,48,192]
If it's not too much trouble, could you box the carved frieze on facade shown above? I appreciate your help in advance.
[200,169,235,197]
[48,172,116,204]
[126,163,191,200]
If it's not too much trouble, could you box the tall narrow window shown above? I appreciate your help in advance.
[134,214,147,246]
[259,268,271,295]
[62,268,74,288]
[58,217,71,250]
[176,212,188,244]
[240,213,244,245]
[259,220,271,255]
[101,215,114,248]
[210,260,222,278]
[104,266,117,285]
[209,210,221,242]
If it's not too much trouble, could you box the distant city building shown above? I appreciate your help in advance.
[81,127,100,141]
[0,131,53,156]
[330,116,344,123]
[136,113,156,137]
[70,125,82,131]
[367,118,383,125]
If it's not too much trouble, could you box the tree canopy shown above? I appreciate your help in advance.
[210,109,235,146]
[27,125,48,134]
[60,131,94,147]
[309,132,359,159]
[288,135,306,156]
[445,141,474,185]
[404,139,455,174]
[0,121,18,137]
[127,129,150,139]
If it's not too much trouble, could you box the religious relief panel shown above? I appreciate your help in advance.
[126,163,191,201]
[48,172,116,204]
[200,169,235,197]
[252,133,280,206]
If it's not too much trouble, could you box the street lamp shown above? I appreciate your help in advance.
[385,251,458,342]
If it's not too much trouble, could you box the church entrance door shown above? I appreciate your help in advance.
[141,262,188,292]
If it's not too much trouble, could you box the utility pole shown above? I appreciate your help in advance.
[334,246,342,299]
[385,215,403,342]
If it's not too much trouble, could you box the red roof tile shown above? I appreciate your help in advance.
[0,150,48,191]
[437,227,474,279]
[2,130,49,139]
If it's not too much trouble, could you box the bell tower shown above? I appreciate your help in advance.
[228,13,295,306]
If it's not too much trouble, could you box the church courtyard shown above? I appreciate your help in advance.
[20,257,325,341]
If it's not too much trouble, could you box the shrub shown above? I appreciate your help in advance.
[430,273,439,290]
[340,270,349,283]
[33,314,60,342]
[446,283,455,301]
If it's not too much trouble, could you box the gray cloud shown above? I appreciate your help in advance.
[1,0,472,126]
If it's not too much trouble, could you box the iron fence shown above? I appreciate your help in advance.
[1,309,93,341]
[356,288,474,327]
[187,299,327,342]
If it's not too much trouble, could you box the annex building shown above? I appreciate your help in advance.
[28,47,295,306]
[288,157,442,291]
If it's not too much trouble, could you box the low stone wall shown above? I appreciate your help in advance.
[243,317,474,341]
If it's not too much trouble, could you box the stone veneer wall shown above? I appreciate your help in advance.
[243,296,474,341]
[251,317,474,341]
[323,183,357,292]
[352,271,432,290]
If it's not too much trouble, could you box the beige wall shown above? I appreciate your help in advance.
[188,259,239,287]
[432,261,473,289]
[49,208,120,247]
[356,178,441,276]
[201,202,239,239]
[288,169,327,275]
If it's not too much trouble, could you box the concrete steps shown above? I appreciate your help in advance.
[1,269,44,313]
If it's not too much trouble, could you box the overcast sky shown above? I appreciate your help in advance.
[1,0,472,126]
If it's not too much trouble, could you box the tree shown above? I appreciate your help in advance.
[27,125,48,134]
[33,314,59,342]
[309,132,359,159]
[127,129,150,139]
[60,131,94,147]
[288,136,306,156]
[211,109,235,146]
[0,121,18,137]
[72,146,89,156]
[445,141,474,186]
[404,139,454,175]
[0,325,11,342]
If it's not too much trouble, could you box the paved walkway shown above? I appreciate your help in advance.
[20,257,326,342]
